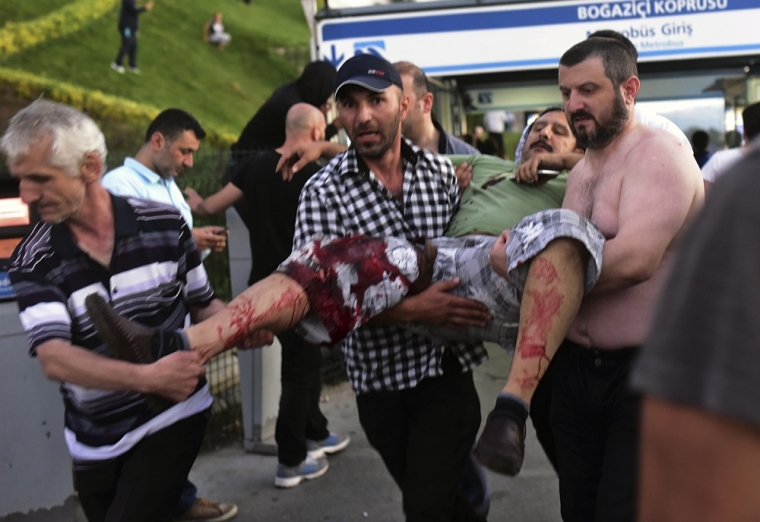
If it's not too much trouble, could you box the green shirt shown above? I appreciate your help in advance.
[445,154,567,237]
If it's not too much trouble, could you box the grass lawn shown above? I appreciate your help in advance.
[0,0,313,138]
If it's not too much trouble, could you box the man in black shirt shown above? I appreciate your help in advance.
[224,61,337,220]
[185,103,350,487]
[111,0,153,74]
[230,61,337,161]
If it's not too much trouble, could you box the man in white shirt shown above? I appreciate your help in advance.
[482,110,512,158]
[102,109,227,255]
[702,101,760,195]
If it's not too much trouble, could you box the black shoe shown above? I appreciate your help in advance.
[474,412,526,476]
[85,293,174,412]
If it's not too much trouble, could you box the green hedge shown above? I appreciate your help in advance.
[0,66,236,148]
[0,0,119,57]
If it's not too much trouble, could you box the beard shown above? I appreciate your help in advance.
[351,110,402,160]
[155,160,181,179]
[569,91,629,150]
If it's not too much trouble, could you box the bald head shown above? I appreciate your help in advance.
[285,103,326,143]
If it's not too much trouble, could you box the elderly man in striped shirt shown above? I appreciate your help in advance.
[2,99,239,522]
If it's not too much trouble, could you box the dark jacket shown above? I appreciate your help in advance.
[231,61,336,156]
[228,152,322,285]
[118,0,146,32]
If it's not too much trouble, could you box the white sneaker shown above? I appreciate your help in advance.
[274,455,329,488]
[110,62,125,74]
[128,67,140,74]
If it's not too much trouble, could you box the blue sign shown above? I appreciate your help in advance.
[317,0,760,74]
[0,271,15,300]
[321,0,754,41]
[353,40,386,58]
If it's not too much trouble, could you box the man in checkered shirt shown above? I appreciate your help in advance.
[292,54,494,521]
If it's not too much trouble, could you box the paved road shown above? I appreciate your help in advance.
[189,344,562,521]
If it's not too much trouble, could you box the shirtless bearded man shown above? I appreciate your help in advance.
[549,37,704,521]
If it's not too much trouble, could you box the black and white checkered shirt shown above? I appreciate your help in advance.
[294,138,488,394]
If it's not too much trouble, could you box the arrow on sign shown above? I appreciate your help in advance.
[323,45,344,67]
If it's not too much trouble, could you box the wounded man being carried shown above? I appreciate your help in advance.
[85,155,602,476]
[283,209,602,351]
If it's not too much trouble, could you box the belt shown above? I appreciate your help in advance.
[564,339,639,361]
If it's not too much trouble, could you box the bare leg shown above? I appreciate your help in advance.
[502,238,586,402]
[186,273,310,364]
[475,238,587,475]
[86,230,595,423]
[187,234,429,363]
[87,236,425,378]
[189,238,584,370]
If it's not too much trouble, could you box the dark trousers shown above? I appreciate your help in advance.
[530,360,558,472]
[550,340,640,522]
[356,354,482,522]
[75,411,208,522]
[115,30,137,68]
[275,329,329,466]
[460,451,491,519]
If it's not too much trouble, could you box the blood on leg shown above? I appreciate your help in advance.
[502,240,586,401]
[514,286,563,390]
[187,273,310,363]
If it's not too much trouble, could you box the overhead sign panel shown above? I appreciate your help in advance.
[317,0,760,75]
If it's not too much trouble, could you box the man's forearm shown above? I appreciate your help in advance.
[639,395,760,521]
[319,142,348,159]
[36,340,152,393]
[368,298,419,326]
[37,339,205,402]
[591,238,660,293]
[192,184,243,216]
[539,152,584,172]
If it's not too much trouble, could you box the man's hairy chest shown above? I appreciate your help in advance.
[568,167,623,239]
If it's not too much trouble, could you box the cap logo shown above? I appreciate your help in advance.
[368,69,385,76]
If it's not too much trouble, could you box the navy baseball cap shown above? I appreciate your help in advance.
[334,54,403,99]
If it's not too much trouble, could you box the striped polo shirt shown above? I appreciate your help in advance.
[9,195,214,464]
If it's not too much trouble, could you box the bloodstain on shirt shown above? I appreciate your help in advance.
[279,235,412,344]
[481,174,507,189]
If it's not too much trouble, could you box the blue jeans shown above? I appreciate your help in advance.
[175,480,198,516]
[115,29,138,68]
[460,451,491,519]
